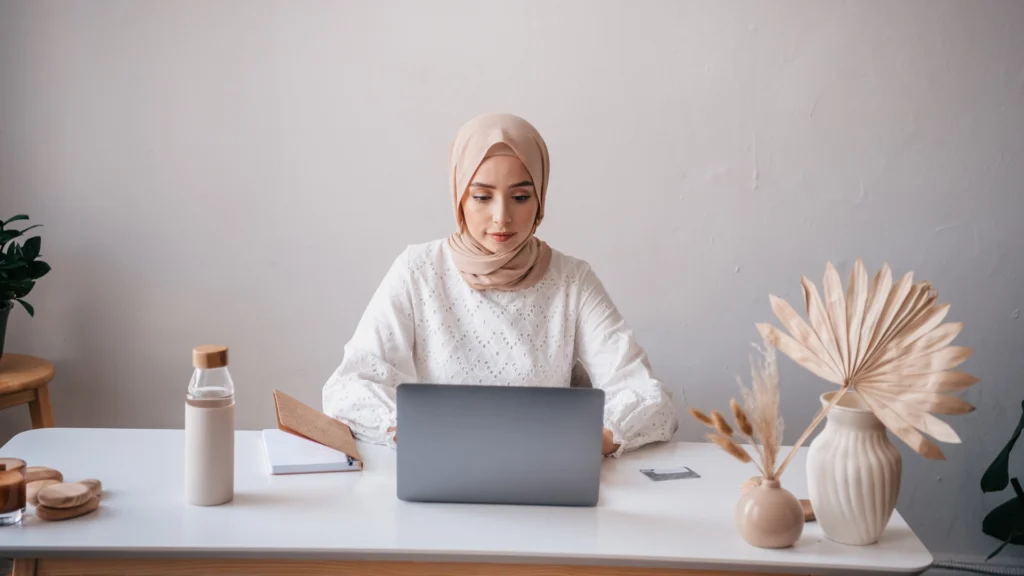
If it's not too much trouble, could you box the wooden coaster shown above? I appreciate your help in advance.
[37,482,91,509]
[77,478,102,498]
[27,479,61,506]
[25,466,62,483]
[36,495,99,521]
[800,499,816,522]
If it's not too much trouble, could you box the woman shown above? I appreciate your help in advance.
[322,113,679,457]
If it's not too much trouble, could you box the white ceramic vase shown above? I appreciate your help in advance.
[806,390,902,546]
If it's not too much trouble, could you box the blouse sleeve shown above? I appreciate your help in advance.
[574,264,680,457]
[322,249,417,447]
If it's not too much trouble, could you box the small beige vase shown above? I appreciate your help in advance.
[735,478,805,548]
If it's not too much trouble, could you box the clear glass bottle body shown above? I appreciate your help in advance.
[187,366,235,407]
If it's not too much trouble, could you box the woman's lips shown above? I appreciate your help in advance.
[489,233,516,243]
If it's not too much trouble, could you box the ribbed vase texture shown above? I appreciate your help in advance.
[806,390,902,546]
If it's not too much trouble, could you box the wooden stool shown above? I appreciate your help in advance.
[0,353,55,428]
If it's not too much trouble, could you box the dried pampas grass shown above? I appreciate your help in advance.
[711,411,734,437]
[707,433,752,464]
[690,408,713,427]
[731,398,753,438]
[692,343,808,481]
[756,259,978,460]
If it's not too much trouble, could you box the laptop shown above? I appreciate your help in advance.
[395,383,605,507]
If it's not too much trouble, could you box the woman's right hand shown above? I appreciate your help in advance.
[388,426,397,444]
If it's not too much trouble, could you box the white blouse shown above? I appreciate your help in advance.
[321,239,680,457]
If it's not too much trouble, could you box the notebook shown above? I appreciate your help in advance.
[261,389,364,475]
[261,428,361,474]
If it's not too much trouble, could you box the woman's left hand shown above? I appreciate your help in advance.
[602,428,619,456]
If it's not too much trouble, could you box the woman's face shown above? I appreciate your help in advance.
[460,154,539,253]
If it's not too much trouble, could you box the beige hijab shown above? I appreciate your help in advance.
[447,113,553,291]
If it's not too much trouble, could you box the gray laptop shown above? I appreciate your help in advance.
[396,383,605,507]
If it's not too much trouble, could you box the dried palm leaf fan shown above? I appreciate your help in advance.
[757,258,977,464]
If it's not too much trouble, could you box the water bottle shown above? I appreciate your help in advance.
[184,344,235,506]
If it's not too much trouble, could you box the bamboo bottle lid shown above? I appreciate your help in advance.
[193,345,228,369]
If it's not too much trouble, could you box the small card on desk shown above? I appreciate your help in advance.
[640,466,700,481]
[262,389,363,474]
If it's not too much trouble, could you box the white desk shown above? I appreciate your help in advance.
[0,428,932,576]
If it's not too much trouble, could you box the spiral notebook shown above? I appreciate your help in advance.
[261,428,361,474]
[261,389,364,475]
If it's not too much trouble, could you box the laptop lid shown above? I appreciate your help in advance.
[396,383,605,507]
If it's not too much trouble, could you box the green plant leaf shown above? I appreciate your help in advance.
[22,236,40,260]
[10,279,33,298]
[0,229,22,247]
[4,265,29,282]
[28,260,50,279]
[14,298,34,317]
[982,400,1024,492]
[0,216,46,306]
[6,278,31,289]
[982,478,1024,560]
[987,535,1015,561]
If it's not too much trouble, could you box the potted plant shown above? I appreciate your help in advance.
[0,214,51,358]
[981,399,1024,560]
[689,342,809,549]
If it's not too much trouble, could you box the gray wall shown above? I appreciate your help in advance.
[1,0,1021,566]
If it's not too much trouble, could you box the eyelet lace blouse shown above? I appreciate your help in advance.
[322,239,679,457]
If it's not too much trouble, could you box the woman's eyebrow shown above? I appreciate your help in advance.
[470,181,534,189]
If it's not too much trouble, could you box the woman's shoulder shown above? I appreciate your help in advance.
[385,238,451,283]
[547,244,595,279]
[402,238,448,264]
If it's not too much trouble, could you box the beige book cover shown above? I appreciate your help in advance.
[272,389,363,469]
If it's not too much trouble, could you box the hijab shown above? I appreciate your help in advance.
[446,113,553,291]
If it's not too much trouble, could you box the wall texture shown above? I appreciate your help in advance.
[1,0,1022,564]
